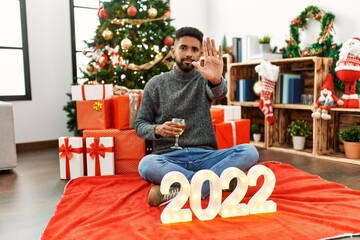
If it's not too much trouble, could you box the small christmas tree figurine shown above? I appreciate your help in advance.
[64,0,176,135]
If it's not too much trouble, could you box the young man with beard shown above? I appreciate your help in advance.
[134,27,259,206]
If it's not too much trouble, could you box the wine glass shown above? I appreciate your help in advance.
[170,118,186,149]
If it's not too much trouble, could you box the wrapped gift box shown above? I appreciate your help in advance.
[71,84,113,101]
[212,105,241,121]
[76,99,112,130]
[210,108,224,124]
[58,137,85,180]
[83,129,145,174]
[112,93,142,130]
[213,119,250,149]
[86,137,115,176]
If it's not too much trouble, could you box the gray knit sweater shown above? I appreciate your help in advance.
[134,68,227,154]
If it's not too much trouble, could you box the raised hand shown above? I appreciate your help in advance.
[192,37,223,85]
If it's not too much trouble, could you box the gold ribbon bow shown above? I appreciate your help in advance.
[93,101,103,111]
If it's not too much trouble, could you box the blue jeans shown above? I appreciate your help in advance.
[138,144,259,199]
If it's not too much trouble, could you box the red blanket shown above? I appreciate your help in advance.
[42,162,360,240]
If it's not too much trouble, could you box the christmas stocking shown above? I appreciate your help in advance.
[255,61,280,125]
[259,77,276,124]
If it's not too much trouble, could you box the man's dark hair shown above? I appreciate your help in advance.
[175,27,203,44]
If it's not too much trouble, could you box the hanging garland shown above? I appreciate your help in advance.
[281,6,350,91]
[110,16,166,26]
[127,51,173,71]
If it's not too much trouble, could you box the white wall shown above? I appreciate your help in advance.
[10,0,360,143]
[206,0,360,51]
[170,0,208,36]
[11,0,73,143]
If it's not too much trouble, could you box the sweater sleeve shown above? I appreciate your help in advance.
[134,80,159,140]
[207,76,227,100]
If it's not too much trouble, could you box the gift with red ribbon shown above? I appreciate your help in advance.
[86,137,115,176]
[71,84,113,101]
[213,119,250,149]
[211,105,241,121]
[83,129,145,174]
[58,137,85,180]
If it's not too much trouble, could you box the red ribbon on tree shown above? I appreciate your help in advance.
[59,138,84,179]
[86,138,114,176]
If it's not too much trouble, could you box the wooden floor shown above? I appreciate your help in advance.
[1,146,360,240]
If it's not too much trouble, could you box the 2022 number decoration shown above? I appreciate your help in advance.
[160,165,277,224]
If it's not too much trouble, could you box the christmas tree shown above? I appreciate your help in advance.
[64,0,176,135]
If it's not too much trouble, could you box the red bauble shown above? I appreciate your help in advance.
[98,7,109,19]
[127,5,138,17]
[164,10,171,19]
[164,36,174,46]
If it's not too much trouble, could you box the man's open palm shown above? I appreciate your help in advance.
[192,37,224,85]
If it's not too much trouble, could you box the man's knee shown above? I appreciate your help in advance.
[234,144,259,163]
[138,154,157,177]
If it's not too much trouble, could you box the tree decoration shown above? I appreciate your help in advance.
[102,28,113,40]
[98,6,109,19]
[128,51,172,70]
[86,64,96,74]
[281,5,343,91]
[127,5,138,17]
[110,16,166,27]
[64,0,176,135]
[164,36,173,46]
[121,38,132,50]
[105,45,121,67]
[148,7,158,18]
[163,10,171,19]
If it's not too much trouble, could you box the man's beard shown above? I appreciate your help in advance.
[175,58,195,72]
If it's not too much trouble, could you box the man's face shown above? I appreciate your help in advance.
[171,36,202,72]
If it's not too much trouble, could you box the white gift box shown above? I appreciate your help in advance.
[86,137,115,176]
[212,105,241,121]
[58,137,85,180]
[71,84,113,101]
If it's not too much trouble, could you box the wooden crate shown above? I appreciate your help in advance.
[318,111,360,156]
[269,109,313,151]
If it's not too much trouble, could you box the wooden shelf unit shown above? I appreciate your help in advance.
[228,56,360,165]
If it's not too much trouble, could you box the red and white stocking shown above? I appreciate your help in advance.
[259,77,276,125]
[255,60,280,125]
